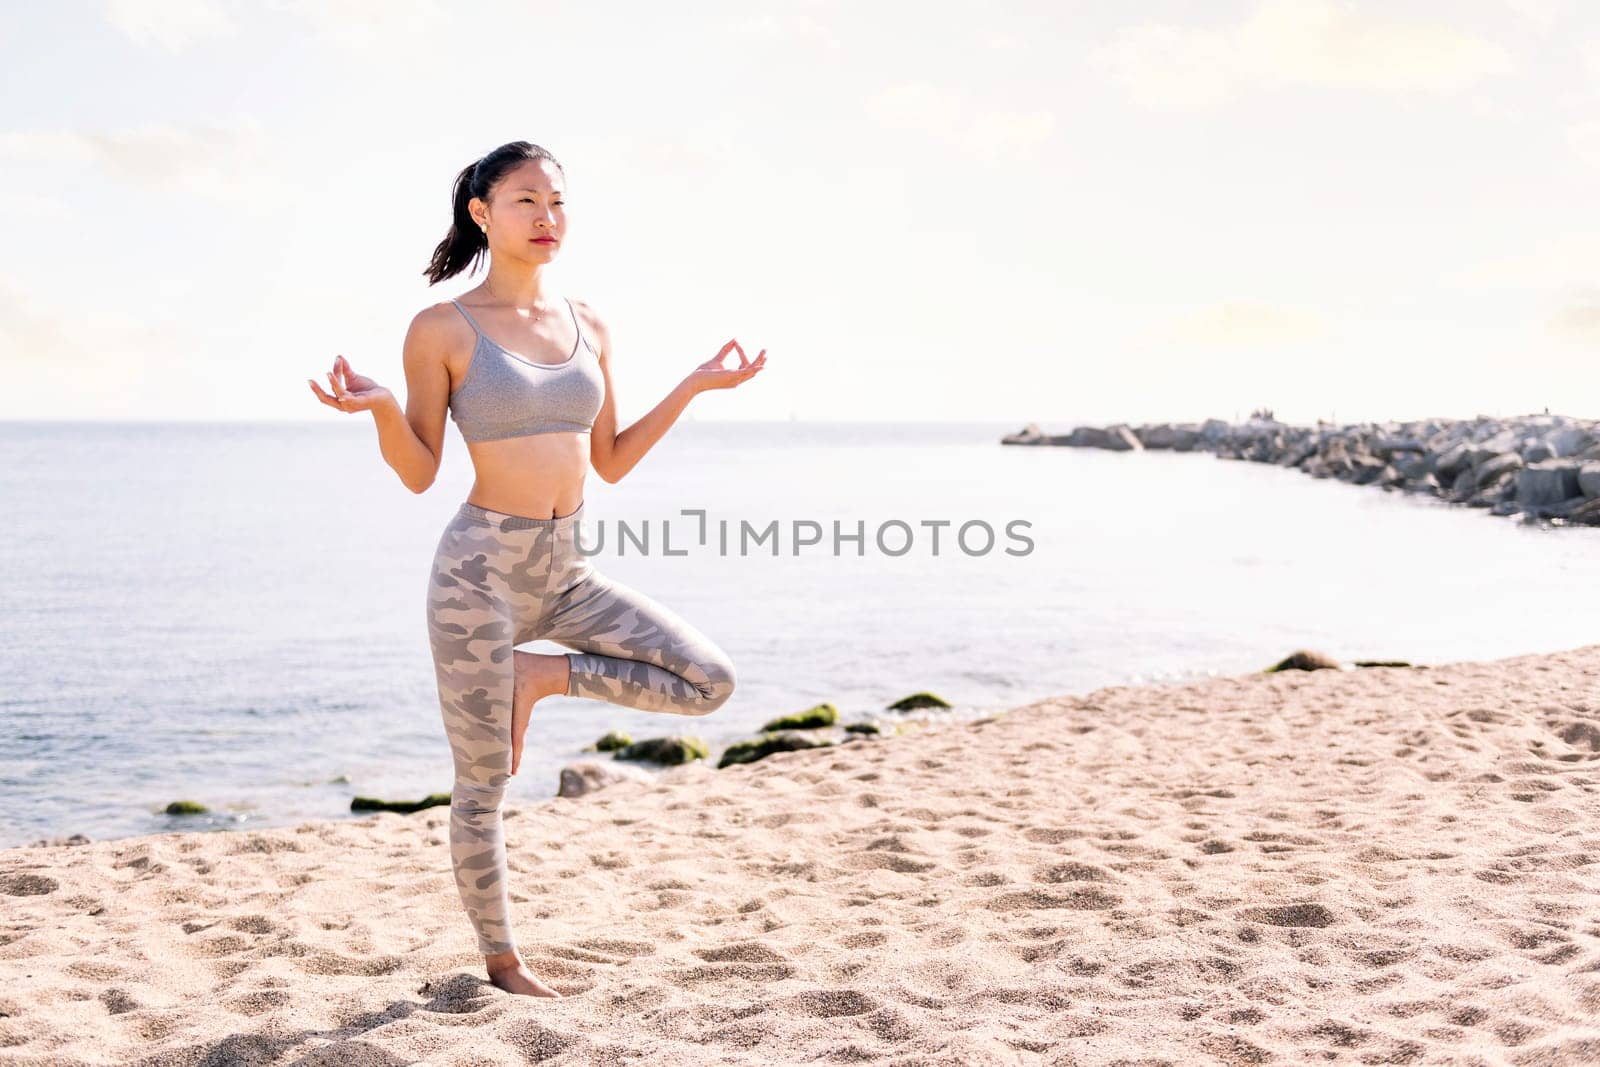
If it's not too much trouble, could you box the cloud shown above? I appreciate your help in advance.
[726,10,841,52]
[1140,301,1333,348]
[1569,119,1600,168]
[865,82,1055,164]
[0,118,286,204]
[265,0,449,49]
[103,0,236,52]
[1093,0,1514,111]
[1549,287,1600,346]
[1464,234,1600,290]
[1504,0,1573,32]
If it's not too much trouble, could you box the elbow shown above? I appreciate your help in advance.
[404,471,437,495]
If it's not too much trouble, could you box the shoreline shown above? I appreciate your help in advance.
[3,642,1597,1063]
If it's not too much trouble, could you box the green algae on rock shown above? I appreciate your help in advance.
[350,793,451,814]
[759,703,838,731]
[591,730,632,752]
[887,691,952,711]
[163,800,209,816]
[717,731,835,769]
[614,736,709,766]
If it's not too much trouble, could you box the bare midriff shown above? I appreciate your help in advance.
[463,432,590,520]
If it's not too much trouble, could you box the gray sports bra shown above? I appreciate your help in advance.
[447,297,605,443]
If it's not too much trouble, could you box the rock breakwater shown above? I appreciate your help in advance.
[1002,414,1600,525]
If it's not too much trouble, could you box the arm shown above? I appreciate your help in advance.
[376,309,452,493]
[309,307,451,494]
[582,302,766,485]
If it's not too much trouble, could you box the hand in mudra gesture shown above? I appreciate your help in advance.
[688,339,766,393]
[308,355,392,414]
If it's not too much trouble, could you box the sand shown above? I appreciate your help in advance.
[3,644,1599,1066]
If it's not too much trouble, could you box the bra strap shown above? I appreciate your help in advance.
[450,298,485,337]
[565,297,596,354]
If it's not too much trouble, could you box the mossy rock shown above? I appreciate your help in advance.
[592,730,632,752]
[350,792,451,814]
[759,702,838,731]
[164,800,208,816]
[613,736,708,766]
[843,721,882,735]
[1353,660,1413,669]
[717,731,835,769]
[1264,650,1340,672]
[886,691,952,711]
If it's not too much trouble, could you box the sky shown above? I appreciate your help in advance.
[1,0,1598,428]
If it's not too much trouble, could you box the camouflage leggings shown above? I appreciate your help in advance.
[425,500,736,955]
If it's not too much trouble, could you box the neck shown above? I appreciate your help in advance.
[478,263,553,310]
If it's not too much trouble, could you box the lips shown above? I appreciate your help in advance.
[532,238,556,244]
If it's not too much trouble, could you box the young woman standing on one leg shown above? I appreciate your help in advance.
[308,141,766,997]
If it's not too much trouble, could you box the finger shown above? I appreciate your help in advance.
[309,382,343,410]
[328,371,350,400]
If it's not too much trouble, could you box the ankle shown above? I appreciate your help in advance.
[485,951,521,973]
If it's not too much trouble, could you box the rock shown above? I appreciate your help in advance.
[614,735,709,766]
[1404,473,1440,495]
[1104,424,1143,451]
[1139,424,1178,449]
[1265,650,1341,672]
[1353,660,1413,668]
[591,730,631,752]
[1549,427,1594,458]
[557,759,654,798]
[1473,452,1523,489]
[1566,498,1600,525]
[1521,442,1554,464]
[164,800,208,816]
[1350,459,1389,485]
[1394,453,1431,480]
[1515,462,1582,507]
[1433,443,1471,480]
[1580,463,1600,498]
[1372,436,1425,459]
[843,721,883,735]
[760,702,839,731]
[887,691,953,711]
[350,792,450,814]
[1000,423,1046,445]
[717,731,834,769]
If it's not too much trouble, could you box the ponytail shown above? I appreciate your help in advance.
[422,142,565,286]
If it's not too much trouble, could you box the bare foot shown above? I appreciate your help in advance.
[486,955,563,998]
[511,651,571,775]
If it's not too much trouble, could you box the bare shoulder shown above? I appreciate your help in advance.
[570,297,612,358]
[407,300,474,352]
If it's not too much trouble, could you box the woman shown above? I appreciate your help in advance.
[307,141,766,997]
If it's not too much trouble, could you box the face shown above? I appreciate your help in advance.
[471,158,566,257]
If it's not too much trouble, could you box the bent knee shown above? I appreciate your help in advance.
[694,652,737,713]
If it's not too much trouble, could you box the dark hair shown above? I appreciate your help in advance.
[423,141,565,285]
